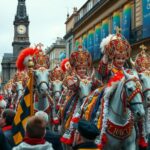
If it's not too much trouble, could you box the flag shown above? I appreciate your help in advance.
[94,24,101,60]
[12,72,34,145]
[122,4,131,40]
[112,11,120,34]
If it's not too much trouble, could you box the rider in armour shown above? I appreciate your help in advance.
[98,27,131,82]
[61,45,101,145]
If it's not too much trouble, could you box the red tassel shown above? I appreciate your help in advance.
[97,143,103,150]
[60,135,74,145]
[52,118,59,125]
[72,117,80,123]
[56,105,60,110]
[101,133,107,145]
[138,137,148,148]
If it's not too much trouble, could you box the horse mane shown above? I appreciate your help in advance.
[104,81,119,98]
[104,72,124,99]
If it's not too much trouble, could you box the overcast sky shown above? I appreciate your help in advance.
[0,0,87,70]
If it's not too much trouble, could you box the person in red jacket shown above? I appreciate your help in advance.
[0,109,16,148]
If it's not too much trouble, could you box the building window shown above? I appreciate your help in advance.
[87,0,93,11]
[83,6,87,16]
[93,0,98,5]
[79,9,83,19]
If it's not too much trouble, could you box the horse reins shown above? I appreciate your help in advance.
[36,81,49,92]
[123,78,143,105]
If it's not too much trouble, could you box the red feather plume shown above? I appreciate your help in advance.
[16,47,38,71]
[61,58,69,72]
[0,95,4,101]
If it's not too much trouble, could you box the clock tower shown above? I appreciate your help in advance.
[1,0,30,86]
[12,0,30,57]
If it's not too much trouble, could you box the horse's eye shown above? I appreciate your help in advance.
[140,79,144,83]
[128,88,132,92]
[34,74,38,78]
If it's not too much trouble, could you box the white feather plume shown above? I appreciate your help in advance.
[100,34,114,53]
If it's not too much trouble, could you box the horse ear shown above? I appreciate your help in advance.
[91,67,95,79]
[123,69,130,79]
[130,58,135,68]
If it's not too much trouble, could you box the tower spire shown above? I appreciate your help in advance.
[15,0,28,20]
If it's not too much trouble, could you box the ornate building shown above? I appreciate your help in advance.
[46,37,66,70]
[64,0,150,63]
[1,0,30,86]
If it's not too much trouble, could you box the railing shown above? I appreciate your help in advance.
[74,0,106,26]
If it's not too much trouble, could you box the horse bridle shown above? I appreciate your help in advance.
[36,81,49,93]
[123,78,143,106]
[143,88,150,96]
[109,78,143,120]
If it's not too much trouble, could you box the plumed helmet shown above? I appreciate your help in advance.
[135,45,150,72]
[69,45,92,69]
[100,28,131,60]
[16,47,39,71]
[32,49,50,69]
[0,95,6,109]
[50,66,64,81]
[60,58,71,72]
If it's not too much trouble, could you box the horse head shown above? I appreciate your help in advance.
[51,79,63,101]
[5,80,13,98]
[13,81,24,98]
[50,66,64,101]
[123,70,145,118]
[138,70,150,104]
[76,74,93,99]
[33,67,50,96]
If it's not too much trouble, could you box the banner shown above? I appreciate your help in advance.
[87,29,94,59]
[82,34,87,50]
[142,0,150,38]
[94,24,101,61]
[122,4,131,40]
[112,11,120,33]
[75,39,79,51]
[101,19,109,39]
[12,73,34,145]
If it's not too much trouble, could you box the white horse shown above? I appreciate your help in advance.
[12,81,24,109]
[33,67,53,112]
[101,71,145,150]
[138,71,150,137]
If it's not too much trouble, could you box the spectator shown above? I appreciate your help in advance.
[35,111,63,150]
[0,109,15,148]
[72,119,100,150]
[0,128,11,150]
[0,95,6,115]
[13,116,54,150]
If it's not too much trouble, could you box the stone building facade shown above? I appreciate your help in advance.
[64,0,150,63]
[1,0,30,86]
[46,37,66,70]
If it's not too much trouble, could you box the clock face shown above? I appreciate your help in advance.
[17,25,26,34]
